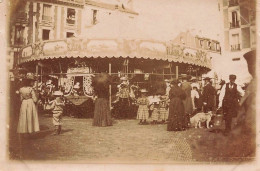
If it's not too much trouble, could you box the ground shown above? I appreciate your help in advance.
[8,114,255,163]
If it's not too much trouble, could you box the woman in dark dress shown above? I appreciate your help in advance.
[92,73,112,127]
[167,80,186,131]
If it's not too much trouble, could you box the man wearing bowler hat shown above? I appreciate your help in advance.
[202,77,216,113]
[218,74,244,135]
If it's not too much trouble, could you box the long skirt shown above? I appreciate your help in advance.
[93,98,112,127]
[17,99,40,133]
[136,105,149,120]
[167,97,185,131]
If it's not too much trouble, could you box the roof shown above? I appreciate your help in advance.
[18,37,212,69]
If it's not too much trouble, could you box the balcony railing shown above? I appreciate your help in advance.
[230,21,240,29]
[228,0,239,7]
[231,44,240,51]
[42,15,52,21]
[67,18,75,25]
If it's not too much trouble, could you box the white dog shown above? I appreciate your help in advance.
[190,111,213,129]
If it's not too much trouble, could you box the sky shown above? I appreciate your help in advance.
[133,0,222,41]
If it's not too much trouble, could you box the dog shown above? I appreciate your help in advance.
[190,111,213,129]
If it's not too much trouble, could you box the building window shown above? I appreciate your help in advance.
[42,29,50,40]
[93,10,97,25]
[67,8,76,25]
[67,32,74,38]
[14,26,25,45]
[231,33,240,51]
[42,4,52,21]
[251,30,256,46]
[199,39,203,47]
[230,11,239,28]
[207,41,211,49]
[180,37,185,44]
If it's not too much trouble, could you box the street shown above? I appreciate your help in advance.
[8,114,254,163]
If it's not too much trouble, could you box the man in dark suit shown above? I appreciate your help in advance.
[218,74,244,135]
[202,77,216,113]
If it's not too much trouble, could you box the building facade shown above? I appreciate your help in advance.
[8,0,137,70]
[218,0,256,57]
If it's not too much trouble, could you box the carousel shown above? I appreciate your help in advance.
[15,18,212,118]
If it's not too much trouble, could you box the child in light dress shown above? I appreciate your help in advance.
[49,91,65,135]
[136,89,150,125]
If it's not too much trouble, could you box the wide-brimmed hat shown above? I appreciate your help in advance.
[229,74,236,80]
[164,79,171,82]
[46,79,52,85]
[140,89,148,93]
[190,77,197,81]
[120,76,128,81]
[24,73,36,80]
[203,77,211,81]
[53,91,63,96]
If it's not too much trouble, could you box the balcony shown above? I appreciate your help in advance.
[230,21,240,29]
[228,0,239,7]
[231,44,240,51]
[67,18,75,25]
[42,15,52,21]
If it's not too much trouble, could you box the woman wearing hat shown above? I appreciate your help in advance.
[17,74,40,136]
[167,79,186,131]
[92,73,113,127]
[136,89,150,125]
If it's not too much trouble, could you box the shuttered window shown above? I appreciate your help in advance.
[42,4,52,21]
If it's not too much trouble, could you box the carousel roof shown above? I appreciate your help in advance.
[18,13,212,69]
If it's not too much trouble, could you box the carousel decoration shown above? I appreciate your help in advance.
[64,76,75,96]
[83,75,94,97]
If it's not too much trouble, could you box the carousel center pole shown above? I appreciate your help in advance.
[109,62,112,110]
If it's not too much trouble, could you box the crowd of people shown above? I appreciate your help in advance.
[15,51,255,141]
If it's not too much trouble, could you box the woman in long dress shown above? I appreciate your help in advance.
[17,78,40,135]
[167,80,186,131]
[92,73,112,127]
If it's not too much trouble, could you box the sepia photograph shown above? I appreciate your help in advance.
[1,0,259,169]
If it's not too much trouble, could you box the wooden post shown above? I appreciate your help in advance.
[176,65,179,79]
[109,63,112,110]
[36,63,39,110]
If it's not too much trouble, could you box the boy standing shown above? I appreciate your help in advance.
[50,91,65,135]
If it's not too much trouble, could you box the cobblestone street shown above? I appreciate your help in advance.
[8,114,254,163]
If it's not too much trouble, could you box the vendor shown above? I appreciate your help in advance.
[116,76,131,119]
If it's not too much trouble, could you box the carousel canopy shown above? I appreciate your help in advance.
[18,12,211,69]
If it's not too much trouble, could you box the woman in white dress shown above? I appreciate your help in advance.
[17,76,40,136]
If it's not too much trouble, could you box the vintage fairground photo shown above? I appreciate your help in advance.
[6,0,257,163]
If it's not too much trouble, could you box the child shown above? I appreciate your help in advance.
[136,89,149,125]
[158,96,169,123]
[50,91,65,135]
[150,94,161,124]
